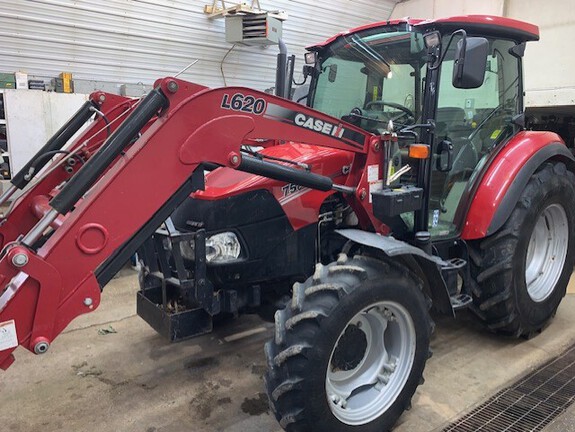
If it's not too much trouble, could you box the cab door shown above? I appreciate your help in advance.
[428,37,522,238]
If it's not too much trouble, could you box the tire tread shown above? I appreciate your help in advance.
[469,162,575,336]
[265,254,431,431]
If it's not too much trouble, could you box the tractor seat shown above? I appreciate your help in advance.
[437,107,465,125]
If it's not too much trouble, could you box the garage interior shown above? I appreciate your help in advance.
[1,1,575,431]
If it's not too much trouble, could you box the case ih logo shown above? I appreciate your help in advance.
[259,102,365,150]
[293,113,345,138]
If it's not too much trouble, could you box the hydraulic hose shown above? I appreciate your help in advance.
[11,100,97,189]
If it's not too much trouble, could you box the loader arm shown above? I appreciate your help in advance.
[0,93,144,248]
[0,83,210,249]
[0,77,376,370]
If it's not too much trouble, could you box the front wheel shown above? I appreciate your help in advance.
[265,254,432,432]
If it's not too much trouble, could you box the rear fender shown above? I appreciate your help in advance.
[462,131,575,240]
[336,229,454,316]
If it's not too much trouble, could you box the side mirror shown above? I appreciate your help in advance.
[452,37,489,89]
[436,140,453,172]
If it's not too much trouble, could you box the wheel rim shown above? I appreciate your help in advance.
[325,300,416,425]
[525,203,569,302]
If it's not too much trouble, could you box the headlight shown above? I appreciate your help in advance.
[206,232,241,262]
[178,232,242,263]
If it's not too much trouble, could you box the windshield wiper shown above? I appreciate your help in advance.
[345,34,392,76]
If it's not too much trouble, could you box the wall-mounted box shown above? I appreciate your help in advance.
[225,14,282,46]
[14,72,28,89]
[28,80,46,91]
[0,74,15,89]
[52,78,74,93]
[59,72,73,93]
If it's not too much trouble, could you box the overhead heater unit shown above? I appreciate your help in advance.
[225,14,282,45]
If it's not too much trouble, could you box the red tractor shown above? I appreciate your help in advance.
[0,14,573,432]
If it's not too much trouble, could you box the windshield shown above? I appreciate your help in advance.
[310,27,428,133]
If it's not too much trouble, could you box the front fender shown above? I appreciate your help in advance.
[336,229,454,316]
[462,131,575,240]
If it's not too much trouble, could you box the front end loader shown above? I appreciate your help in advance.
[0,14,574,432]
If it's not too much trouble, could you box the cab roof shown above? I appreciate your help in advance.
[308,15,539,50]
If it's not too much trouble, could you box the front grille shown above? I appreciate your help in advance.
[441,343,575,432]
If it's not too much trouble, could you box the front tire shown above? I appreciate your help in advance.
[470,162,575,337]
[265,254,432,432]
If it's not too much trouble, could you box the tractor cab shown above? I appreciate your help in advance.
[303,16,537,240]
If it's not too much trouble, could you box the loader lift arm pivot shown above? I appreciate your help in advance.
[0,77,374,370]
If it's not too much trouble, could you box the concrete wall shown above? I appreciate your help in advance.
[3,90,89,175]
[392,0,504,19]
[391,0,575,107]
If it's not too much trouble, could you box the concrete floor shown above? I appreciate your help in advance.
[1,270,575,432]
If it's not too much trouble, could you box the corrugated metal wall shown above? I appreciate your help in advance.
[0,0,398,92]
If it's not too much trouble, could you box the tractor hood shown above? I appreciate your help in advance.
[171,142,354,232]
[194,142,353,201]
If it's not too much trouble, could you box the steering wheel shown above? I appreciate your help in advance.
[364,100,415,124]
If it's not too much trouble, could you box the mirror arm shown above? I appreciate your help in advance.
[428,29,467,71]
[293,71,308,86]
[293,76,308,86]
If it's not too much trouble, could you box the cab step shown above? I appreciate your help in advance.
[450,293,473,310]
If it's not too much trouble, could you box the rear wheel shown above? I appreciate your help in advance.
[265,254,432,432]
[470,162,575,337]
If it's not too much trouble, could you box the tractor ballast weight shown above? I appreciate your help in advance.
[0,13,574,432]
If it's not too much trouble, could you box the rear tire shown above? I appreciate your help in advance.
[265,254,432,432]
[469,162,575,337]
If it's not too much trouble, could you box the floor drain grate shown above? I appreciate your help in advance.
[441,343,575,432]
